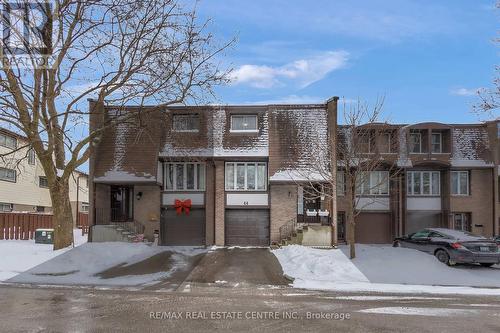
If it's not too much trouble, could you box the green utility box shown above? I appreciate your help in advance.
[35,229,54,244]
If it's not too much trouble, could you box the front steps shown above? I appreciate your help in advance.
[273,225,335,248]
[91,223,147,243]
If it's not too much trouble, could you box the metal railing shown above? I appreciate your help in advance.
[279,218,297,242]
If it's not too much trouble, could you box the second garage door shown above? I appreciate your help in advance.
[355,212,392,244]
[225,209,270,246]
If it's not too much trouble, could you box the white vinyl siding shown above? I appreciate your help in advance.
[407,171,440,196]
[451,171,469,196]
[225,162,267,191]
[163,163,205,191]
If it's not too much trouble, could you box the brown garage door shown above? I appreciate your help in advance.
[406,212,442,235]
[160,208,205,246]
[225,209,270,246]
[355,213,392,244]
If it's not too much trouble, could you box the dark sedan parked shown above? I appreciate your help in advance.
[393,228,500,267]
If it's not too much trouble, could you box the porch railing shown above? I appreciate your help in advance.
[279,218,297,242]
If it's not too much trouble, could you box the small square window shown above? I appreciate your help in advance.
[172,114,200,132]
[39,176,49,188]
[230,115,258,132]
[0,133,17,149]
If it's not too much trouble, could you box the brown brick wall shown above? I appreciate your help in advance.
[270,184,297,243]
[450,169,495,237]
[133,185,161,241]
[205,162,215,245]
[214,161,225,245]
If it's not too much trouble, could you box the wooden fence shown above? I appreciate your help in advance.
[0,212,53,240]
[0,212,90,239]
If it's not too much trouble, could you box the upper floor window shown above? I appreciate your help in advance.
[337,171,345,196]
[230,115,258,132]
[0,133,17,149]
[225,162,267,191]
[407,171,440,196]
[409,132,422,153]
[431,132,442,153]
[451,171,469,196]
[39,176,49,188]
[358,134,374,153]
[379,133,392,153]
[0,167,16,182]
[0,202,12,212]
[172,114,199,132]
[164,162,205,191]
[356,171,389,195]
[28,148,36,165]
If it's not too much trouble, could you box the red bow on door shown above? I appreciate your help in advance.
[174,199,192,215]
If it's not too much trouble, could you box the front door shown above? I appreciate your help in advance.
[110,186,133,222]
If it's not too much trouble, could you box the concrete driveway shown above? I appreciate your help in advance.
[184,248,290,287]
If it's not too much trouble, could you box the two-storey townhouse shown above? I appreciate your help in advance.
[0,127,89,225]
[88,99,500,246]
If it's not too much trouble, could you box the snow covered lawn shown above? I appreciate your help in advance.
[8,243,206,287]
[340,244,500,288]
[0,229,87,282]
[272,245,500,296]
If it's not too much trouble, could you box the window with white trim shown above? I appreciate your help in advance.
[337,171,345,196]
[451,171,469,196]
[407,171,440,196]
[0,202,12,212]
[230,115,258,132]
[431,132,442,153]
[0,167,16,182]
[356,171,389,195]
[409,132,422,153]
[225,162,267,191]
[172,114,200,132]
[0,133,16,149]
[163,162,205,191]
[81,202,90,212]
[28,148,36,165]
[39,176,49,188]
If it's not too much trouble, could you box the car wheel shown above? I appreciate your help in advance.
[392,240,400,248]
[480,263,494,268]
[435,250,450,265]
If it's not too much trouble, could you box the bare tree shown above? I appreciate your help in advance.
[0,0,232,249]
[288,98,400,259]
[474,2,500,117]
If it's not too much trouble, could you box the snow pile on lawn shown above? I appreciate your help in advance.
[271,245,369,284]
[0,229,87,282]
[272,245,500,296]
[340,245,500,287]
[8,243,206,286]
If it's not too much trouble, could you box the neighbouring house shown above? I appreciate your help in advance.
[88,98,500,246]
[0,127,89,226]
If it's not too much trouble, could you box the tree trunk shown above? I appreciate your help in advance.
[50,179,74,250]
[346,174,356,259]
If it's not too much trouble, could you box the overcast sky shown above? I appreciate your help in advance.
[196,0,499,123]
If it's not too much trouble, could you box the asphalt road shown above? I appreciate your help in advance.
[1,284,500,333]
